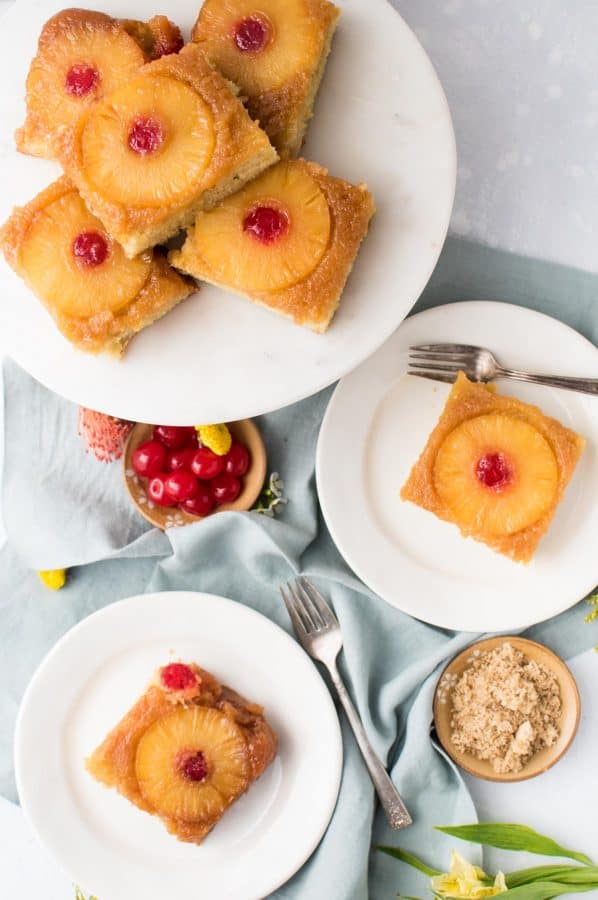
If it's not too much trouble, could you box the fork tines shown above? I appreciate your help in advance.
[280,576,338,635]
[407,342,477,384]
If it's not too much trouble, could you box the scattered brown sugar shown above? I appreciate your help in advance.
[449,642,561,774]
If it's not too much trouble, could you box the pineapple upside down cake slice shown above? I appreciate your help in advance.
[169,158,375,333]
[400,372,585,563]
[86,662,277,844]
[55,42,278,258]
[0,178,194,355]
[192,0,340,157]
[16,8,184,159]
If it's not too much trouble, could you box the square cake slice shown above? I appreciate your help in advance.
[0,178,195,356]
[16,8,184,159]
[400,372,586,563]
[55,43,278,257]
[86,662,278,844]
[192,0,340,157]
[169,159,375,333]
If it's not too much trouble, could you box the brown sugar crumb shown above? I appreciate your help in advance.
[449,642,561,774]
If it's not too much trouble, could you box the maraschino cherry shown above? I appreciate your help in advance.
[177,749,209,782]
[224,443,250,477]
[233,15,270,53]
[211,474,241,505]
[181,486,214,517]
[243,205,289,245]
[153,425,196,450]
[191,447,225,480]
[65,63,100,97]
[72,231,109,268]
[161,662,197,691]
[133,440,167,477]
[128,116,164,156]
[475,452,513,491]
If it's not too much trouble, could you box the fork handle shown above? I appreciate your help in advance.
[497,367,598,395]
[327,661,412,830]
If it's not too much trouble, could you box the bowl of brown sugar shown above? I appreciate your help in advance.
[433,637,581,782]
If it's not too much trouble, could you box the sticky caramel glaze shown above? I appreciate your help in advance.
[0,177,194,355]
[86,663,277,844]
[55,44,278,257]
[401,372,585,562]
[171,159,375,333]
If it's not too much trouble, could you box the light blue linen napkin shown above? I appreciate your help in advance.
[1,239,597,897]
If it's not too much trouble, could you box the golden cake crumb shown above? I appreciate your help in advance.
[450,642,561,774]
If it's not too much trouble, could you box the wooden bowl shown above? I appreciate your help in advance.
[124,420,267,530]
[433,636,581,783]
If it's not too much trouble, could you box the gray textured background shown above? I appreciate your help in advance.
[394,0,598,273]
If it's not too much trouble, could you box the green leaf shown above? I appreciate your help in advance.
[501,882,598,899]
[506,866,598,888]
[377,845,442,877]
[435,824,593,866]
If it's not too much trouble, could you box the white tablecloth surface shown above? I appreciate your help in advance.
[1,0,597,895]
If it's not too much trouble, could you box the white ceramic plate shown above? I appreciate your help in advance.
[0,0,455,423]
[316,302,598,633]
[15,592,342,900]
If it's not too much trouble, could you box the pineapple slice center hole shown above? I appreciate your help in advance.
[233,14,272,53]
[128,115,165,156]
[243,202,290,244]
[475,451,513,492]
[176,748,209,782]
[65,63,100,98]
[71,230,109,268]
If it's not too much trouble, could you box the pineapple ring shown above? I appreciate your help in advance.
[19,190,151,318]
[26,24,146,134]
[195,0,325,93]
[135,706,250,823]
[433,414,559,536]
[80,76,215,208]
[191,161,331,292]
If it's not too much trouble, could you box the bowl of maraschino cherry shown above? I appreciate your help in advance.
[123,419,267,529]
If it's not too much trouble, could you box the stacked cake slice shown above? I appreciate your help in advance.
[1,1,375,355]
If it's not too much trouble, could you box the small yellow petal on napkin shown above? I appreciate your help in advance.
[38,569,67,591]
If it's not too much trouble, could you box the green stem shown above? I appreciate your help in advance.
[377,845,442,877]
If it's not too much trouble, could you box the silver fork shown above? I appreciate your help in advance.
[408,343,598,395]
[280,576,412,830]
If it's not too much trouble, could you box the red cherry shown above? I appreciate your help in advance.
[132,440,167,477]
[243,204,289,245]
[166,447,196,472]
[72,231,109,267]
[211,474,241,505]
[128,115,164,155]
[65,63,100,97]
[148,475,176,507]
[181,484,214,517]
[165,470,199,503]
[233,15,270,53]
[476,452,513,491]
[160,662,196,691]
[177,749,209,782]
[153,425,196,449]
[224,442,250,477]
[191,446,225,480]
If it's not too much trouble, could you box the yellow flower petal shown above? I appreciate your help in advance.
[38,569,67,590]
[195,424,232,456]
[494,873,507,893]
[431,851,505,899]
